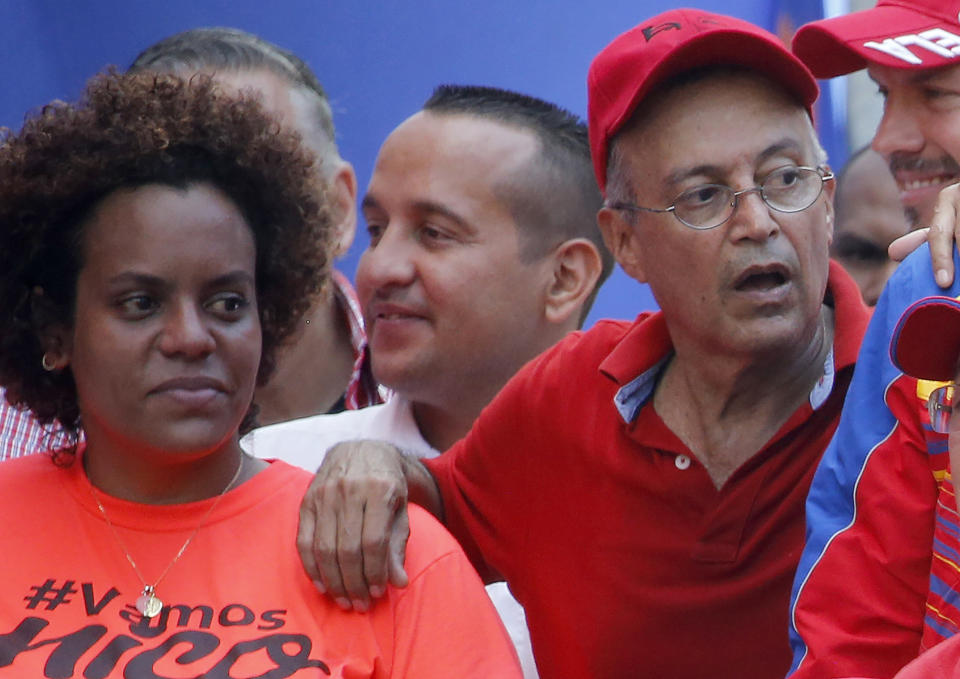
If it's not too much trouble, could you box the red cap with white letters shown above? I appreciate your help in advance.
[794,0,960,78]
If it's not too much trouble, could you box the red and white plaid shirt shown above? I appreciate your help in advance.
[333,269,383,411]
[0,397,72,462]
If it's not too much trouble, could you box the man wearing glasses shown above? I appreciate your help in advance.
[295,9,870,679]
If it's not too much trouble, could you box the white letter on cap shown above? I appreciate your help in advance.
[919,28,960,56]
[897,33,956,58]
[863,38,923,64]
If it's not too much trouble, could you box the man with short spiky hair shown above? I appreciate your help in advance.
[247,83,611,679]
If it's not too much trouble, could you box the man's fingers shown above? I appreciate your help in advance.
[336,481,372,610]
[888,227,929,262]
[928,183,960,287]
[295,440,413,612]
[386,503,410,590]
[296,486,322,587]
[313,494,347,601]
[360,477,404,599]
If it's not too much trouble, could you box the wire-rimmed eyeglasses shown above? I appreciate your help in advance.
[605,165,835,230]
[929,383,959,434]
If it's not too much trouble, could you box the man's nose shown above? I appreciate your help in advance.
[357,224,418,293]
[872,97,925,157]
[727,188,780,242]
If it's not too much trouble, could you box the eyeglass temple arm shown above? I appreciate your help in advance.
[605,201,674,215]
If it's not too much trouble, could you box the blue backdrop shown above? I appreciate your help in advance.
[0,0,838,327]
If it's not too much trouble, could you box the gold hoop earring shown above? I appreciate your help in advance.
[41,353,56,372]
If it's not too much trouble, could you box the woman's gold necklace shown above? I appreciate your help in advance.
[89,454,245,618]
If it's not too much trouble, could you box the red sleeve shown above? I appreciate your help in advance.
[423,332,583,585]
[790,375,937,678]
[388,505,522,678]
[788,255,946,678]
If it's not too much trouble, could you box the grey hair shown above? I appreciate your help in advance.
[129,27,342,172]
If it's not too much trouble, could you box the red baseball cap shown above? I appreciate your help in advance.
[794,0,960,78]
[587,8,819,195]
[891,296,960,381]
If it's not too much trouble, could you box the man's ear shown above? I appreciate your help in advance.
[597,207,647,282]
[328,161,358,259]
[544,238,603,326]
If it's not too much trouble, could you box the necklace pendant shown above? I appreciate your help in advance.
[135,587,163,618]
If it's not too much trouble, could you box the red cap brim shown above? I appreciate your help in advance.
[794,5,960,77]
[891,296,960,381]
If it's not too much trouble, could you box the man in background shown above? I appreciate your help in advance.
[131,28,381,425]
[832,146,911,305]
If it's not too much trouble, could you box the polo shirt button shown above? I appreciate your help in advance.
[675,454,691,470]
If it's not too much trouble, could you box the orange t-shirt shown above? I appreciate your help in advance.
[0,454,521,678]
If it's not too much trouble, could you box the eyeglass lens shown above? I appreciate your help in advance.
[674,167,824,229]
[929,384,955,435]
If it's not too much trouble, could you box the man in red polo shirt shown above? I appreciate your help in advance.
[295,9,871,679]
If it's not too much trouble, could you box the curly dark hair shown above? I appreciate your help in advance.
[0,70,332,444]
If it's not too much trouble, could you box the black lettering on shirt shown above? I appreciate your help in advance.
[219,603,255,627]
[81,583,121,616]
[258,610,286,631]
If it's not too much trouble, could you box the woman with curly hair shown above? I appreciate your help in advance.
[0,72,521,678]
